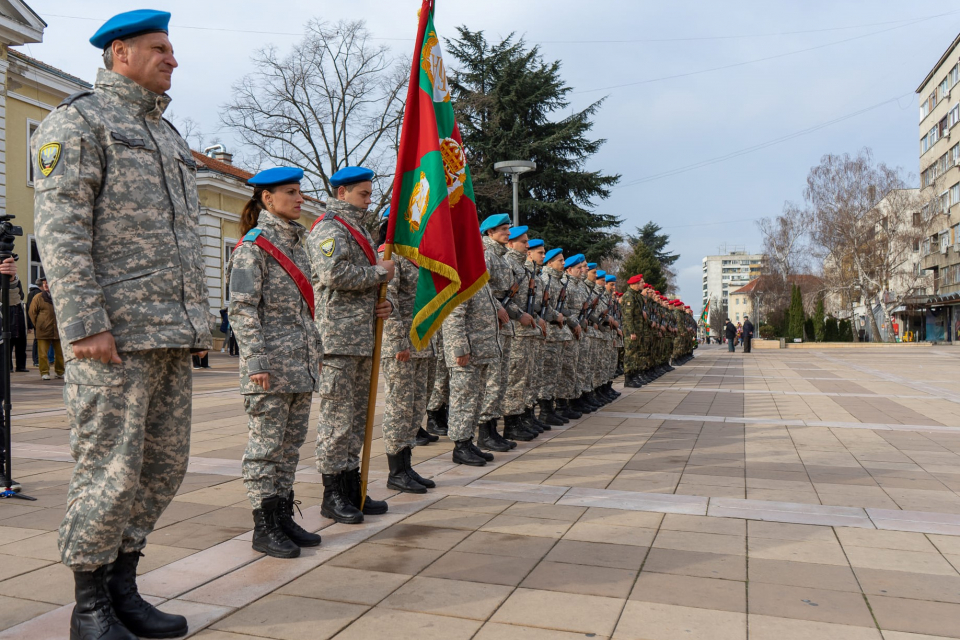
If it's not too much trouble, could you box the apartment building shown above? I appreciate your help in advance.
[916,33,960,341]
[701,248,764,318]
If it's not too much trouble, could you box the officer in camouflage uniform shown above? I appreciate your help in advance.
[425,329,449,436]
[538,248,573,423]
[228,167,322,560]
[525,239,563,426]
[599,274,621,400]
[590,270,612,405]
[308,166,394,525]
[575,265,602,412]
[504,226,549,433]
[560,255,590,416]
[622,275,646,387]
[377,211,437,494]
[442,282,502,466]
[480,214,533,444]
[32,11,208,639]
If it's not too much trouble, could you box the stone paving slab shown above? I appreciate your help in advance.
[7,347,960,638]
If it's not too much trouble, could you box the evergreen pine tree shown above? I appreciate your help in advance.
[448,29,621,261]
[618,243,666,293]
[824,316,839,341]
[788,285,805,341]
[813,294,826,342]
[628,222,679,269]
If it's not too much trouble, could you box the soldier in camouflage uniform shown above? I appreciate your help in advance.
[425,329,449,436]
[590,270,612,405]
[442,282,503,466]
[622,275,646,387]
[228,167,322,559]
[308,166,395,525]
[525,239,564,426]
[560,255,590,416]
[598,274,622,401]
[32,11,208,639]
[574,265,602,412]
[480,214,533,444]
[377,212,438,494]
[538,248,573,423]
[504,226,550,433]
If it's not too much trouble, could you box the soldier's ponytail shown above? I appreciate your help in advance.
[239,186,267,237]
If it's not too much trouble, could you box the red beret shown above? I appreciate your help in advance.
[627,274,643,284]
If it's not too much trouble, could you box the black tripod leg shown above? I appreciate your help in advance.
[0,273,35,501]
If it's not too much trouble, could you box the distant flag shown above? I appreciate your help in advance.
[699,299,710,324]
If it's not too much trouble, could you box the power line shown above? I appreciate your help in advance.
[573,15,948,94]
[613,91,915,190]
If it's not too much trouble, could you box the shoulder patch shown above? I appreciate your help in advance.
[37,142,62,177]
[58,90,93,108]
[319,238,336,257]
[243,228,263,242]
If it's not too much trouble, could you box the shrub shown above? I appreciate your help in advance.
[803,318,815,342]
[759,324,776,339]
[838,319,853,342]
[824,316,839,341]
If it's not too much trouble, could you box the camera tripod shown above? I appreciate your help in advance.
[0,214,35,501]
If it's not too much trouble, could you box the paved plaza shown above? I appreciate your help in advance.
[5,344,960,638]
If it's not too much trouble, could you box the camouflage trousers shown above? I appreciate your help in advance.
[504,335,535,416]
[315,355,373,474]
[604,337,618,382]
[242,392,312,509]
[59,349,192,571]
[489,334,513,422]
[577,336,596,395]
[526,337,545,406]
[540,339,564,400]
[427,351,449,411]
[624,336,647,374]
[381,356,431,455]
[448,361,492,442]
[558,337,580,400]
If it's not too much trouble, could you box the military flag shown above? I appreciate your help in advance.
[386,0,489,349]
[699,299,710,324]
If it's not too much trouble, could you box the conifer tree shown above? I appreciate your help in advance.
[788,285,805,340]
[618,243,666,293]
[813,294,826,342]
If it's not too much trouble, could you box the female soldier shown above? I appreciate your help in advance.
[229,167,322,559]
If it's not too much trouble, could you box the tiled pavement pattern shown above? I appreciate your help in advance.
[5,347,960,638]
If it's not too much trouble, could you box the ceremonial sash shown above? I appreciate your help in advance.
[236,229,315,318]
[312,213,376,266]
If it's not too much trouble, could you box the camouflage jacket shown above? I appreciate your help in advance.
[380,252,433,359]
[32,69,212,357]
[504,248,540,337]
[539,266,573,342]
[579,276,602,338]
[482,236,518,337]
[227,212,321,394]
[622,288,643,339]
[442,283,502,365]
[563,270,588,336]
[307,199,389,357]
[596,288,614,338]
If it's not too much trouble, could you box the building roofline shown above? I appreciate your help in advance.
[7,49,91,89]
[918,32,960,93]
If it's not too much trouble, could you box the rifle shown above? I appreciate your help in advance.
[525,269,536,316]
[555,276,568,316]
[500,276,520,306]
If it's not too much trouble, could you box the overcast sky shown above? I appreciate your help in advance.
[21,1,960,313]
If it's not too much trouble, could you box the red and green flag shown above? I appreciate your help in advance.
[699,299,710,324]
[387,0,489,350]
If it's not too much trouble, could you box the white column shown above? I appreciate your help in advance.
[199,208,223,311]
[0,57,10,216]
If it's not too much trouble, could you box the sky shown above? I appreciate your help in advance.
[19,1,960,314]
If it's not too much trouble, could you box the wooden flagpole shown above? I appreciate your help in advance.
[360,242,391,510]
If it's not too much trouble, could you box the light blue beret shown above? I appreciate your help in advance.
[587,262,598,269]
[381,206,391,219]
[564,254,585,269]
[527,239,544,249]
[479,213,511,234]
[508,225,529,240]
[544,248,563,263]
[90,10,171,49]
[605,275,616,282]
[330,166,374,188]
[248,167,303,187]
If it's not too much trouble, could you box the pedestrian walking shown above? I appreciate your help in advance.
[308,166,394,525]
[26,281,40,367]
[743,315,754,353]
[229,166,322,559]
[27,277,64,379]
[724,319,737,352]
[32,10,213,639]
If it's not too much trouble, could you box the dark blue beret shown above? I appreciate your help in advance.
[330,166,374,188]
[90,10,171,50]
[248,167,303,187]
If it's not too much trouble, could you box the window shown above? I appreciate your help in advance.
[223,239,237,302]
[27,236,44,285]
[931,92,938,112]
[950,104,960,128]
[914,211,923,227]
[941,78,950,100]
[26,119,40,185]
[941,232,950,253]
[942,191,951,214]
[950,183,960,206]
[922,101,930,121]
[952,64,959,87]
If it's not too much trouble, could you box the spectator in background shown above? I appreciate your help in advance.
[26,281,40,367]
[724,319,736,352]
[192,352,210,369]
[220,307,239,356]
[10,280,27,372]
[27,277,64,380]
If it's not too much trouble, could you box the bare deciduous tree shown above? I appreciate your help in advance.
[757,202,812,279]
[221,20,407,212]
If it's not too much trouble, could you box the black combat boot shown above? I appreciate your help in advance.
[107,550,189,638]
[404,448,436,488]
[277,490,322,547]
[594,386,613,403]
[387,449,427,494]
[607,381,621,398]
[71,567,138,640]
[489,419,518,449]
[549,400,570,424]
[558,398,582,420]
[477,419,511,452]
[425,408,447,436]
[625,374,643,388]
[570,395,590,414]
[453,439,487,466]
[580,392,599,412]
[470,437,495,461]
[503,414,535,441]
[521,407,546,433]
[416,426,439,445]
[252,495,301,558]
[346,468,389,515]
[321,473,364,524]
[538,399,565,426]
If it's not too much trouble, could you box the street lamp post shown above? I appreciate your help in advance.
[494,160,537,226]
